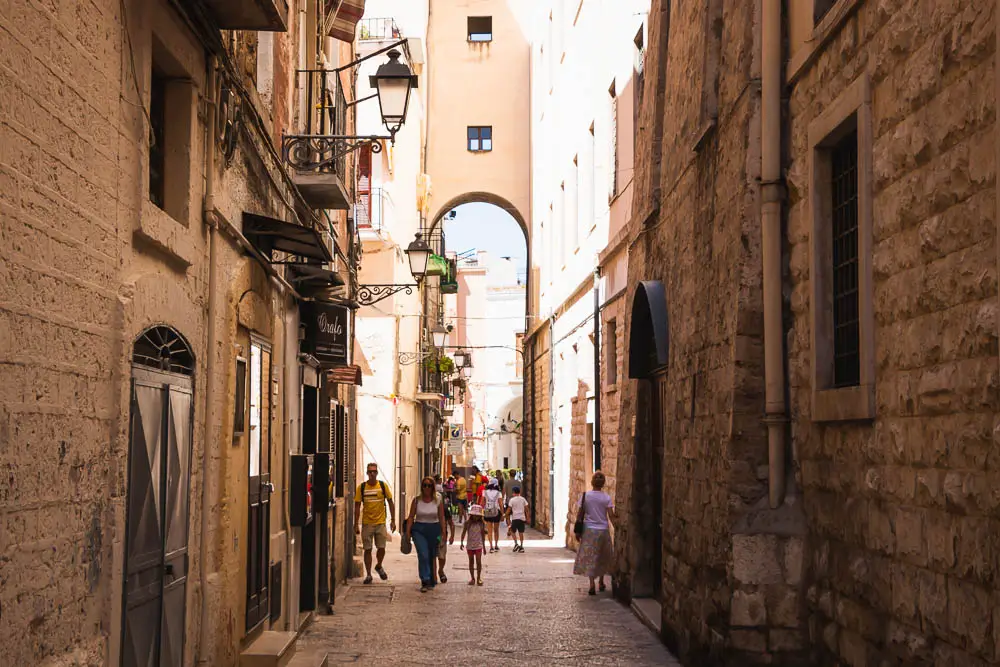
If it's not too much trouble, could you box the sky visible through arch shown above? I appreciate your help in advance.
[442,202,528,283]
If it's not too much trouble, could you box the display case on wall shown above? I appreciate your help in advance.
[290,454,314,526]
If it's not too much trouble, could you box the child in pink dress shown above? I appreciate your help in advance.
[461,504,488,585]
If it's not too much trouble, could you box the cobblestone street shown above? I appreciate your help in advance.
[298,530,680,666]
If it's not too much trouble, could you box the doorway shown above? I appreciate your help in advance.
[245,338,273,630]
[121,326,195,667]
[632,374,665,601]
[626,281,670,603]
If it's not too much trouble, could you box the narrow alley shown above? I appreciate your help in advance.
[297,531,680,666]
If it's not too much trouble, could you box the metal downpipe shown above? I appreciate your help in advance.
[762,0,787,508]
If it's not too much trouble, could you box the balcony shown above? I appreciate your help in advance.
[356,187,391,235]
[283,70,351,210]
[358,18,401,42]
[201,0,288,31]
[416,354,449,403]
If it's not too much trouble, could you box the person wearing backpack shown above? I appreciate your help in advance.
[482,479,505,553]
[354,462,396,584]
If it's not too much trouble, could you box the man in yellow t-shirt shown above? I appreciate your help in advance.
[455,473,468,521]
[354,463,396,584]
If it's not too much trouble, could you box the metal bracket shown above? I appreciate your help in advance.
[397,351,430,365]
[282,134,389,171]
[356,283,416,306]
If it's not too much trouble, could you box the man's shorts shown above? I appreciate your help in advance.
[361,523,387,550]
[457,499,468,510]
[511,519,526,533]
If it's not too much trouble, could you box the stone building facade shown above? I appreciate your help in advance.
[611,0,999,665]
[0,1,373,665]
[523,0,646,541]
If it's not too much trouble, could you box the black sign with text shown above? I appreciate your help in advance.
[301,302,349,365]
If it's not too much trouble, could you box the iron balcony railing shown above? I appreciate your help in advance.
[355,187,389,231]
[282,69,349,175]
[358,17,401,41]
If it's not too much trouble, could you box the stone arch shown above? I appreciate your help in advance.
[428,191,529,241]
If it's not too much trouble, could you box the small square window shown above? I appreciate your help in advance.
[468,16,492,42]
[467,126,492,152]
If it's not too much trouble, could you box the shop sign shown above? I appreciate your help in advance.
[448,423,464,455]
[301,302,350,364]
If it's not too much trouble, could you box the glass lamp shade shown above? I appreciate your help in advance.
[405,232,431,281]
[461,365,472,379]
[370,50,417,136]
[431,324,449,349]
[453,350,467,368]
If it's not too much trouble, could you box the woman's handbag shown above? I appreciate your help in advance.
[573,492,587,539]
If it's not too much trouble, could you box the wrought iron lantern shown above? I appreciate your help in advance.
[371,49,418,137]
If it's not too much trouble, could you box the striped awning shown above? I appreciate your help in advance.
[327,0,366,43]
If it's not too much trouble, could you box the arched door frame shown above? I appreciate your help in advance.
[626,282,670,602]
[121,325,196,667]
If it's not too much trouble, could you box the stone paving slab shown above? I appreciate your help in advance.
[298,529,680,666]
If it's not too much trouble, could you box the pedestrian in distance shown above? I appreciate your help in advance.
[437,498,456,583]
[482,478,505,552]
[405,476,447,592]
[461,504,488,585]
[505,486,529,552]
[468,465,488,506]
[354,463,397,585]
[573,471,617,595]
[455,472,468,523]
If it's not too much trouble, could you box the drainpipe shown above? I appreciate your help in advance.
[761,0,787,508]
[198,55,219,666]
[592,267,601,471]
[547,316,556,536]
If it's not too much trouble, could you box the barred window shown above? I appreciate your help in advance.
[830,130,860,388]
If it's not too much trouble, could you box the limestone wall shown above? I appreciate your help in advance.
[786,2,999,664]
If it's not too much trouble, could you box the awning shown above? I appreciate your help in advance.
[326,0,365,42]
[327,365,363,386]
[243,213,334,264]
[287,263,345,287]
[628,280,670,378]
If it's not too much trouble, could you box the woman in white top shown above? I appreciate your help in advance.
[482,480,505,553]
[572,470,617,595]
[406,476,447,592]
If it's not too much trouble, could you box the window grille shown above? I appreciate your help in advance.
[831,130,860,388]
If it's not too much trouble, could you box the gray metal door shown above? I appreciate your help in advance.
[122,367,194,667]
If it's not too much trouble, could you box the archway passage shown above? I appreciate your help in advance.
[123,326,195,667]
[429,191,529,238]
[627,282,670,603]
[431,199,528,482]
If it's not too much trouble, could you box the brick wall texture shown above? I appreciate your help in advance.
[608,0,1000,665]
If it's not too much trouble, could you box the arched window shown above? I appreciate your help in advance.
[132,325,195,375]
